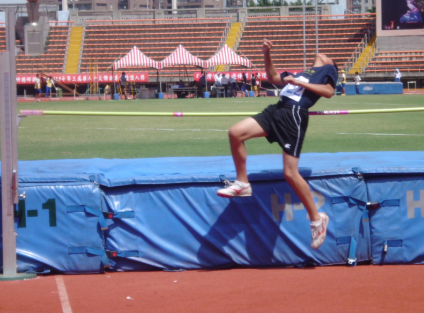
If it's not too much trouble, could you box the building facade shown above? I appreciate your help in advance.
[347,0,375,14]
[38,0,227,10]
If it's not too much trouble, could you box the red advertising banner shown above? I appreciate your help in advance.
[16,73,149,85]
[194,70,303,82]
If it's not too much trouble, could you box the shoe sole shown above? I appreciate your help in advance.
[217,192,252,198]
[311,213,329,250]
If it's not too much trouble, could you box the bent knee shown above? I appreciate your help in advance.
[283,167,299,181]
[228,125,243,140]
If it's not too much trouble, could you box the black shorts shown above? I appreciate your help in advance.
[252,102,309,158]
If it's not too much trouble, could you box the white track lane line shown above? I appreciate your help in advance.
[55,276,73,313]
[338,133,424,136]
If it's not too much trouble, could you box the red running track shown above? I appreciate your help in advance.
[1,265,424,313]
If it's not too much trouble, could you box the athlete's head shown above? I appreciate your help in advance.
[314,53,337,72]
[314,53,335,67]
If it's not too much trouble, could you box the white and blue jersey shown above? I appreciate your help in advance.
[252,64,338,157]
[279,64,338,109]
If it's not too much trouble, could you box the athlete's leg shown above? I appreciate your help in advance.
[282,151,321,222]
[228,117,267,183]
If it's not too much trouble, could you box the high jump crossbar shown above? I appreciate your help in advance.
[20,107,424,117]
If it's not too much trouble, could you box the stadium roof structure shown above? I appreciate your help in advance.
[206,44,251,68]
[160,45,206,69]
[113,46,161,70]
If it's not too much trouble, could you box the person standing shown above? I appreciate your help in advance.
[251,73,256,93]
[229,75,237,98]
[341,70,346,95]
[34,73,41,102]
[394,69,402,82]
[200,71,206,97]
[120,72,128,99]
[45,76,55,98]
[240,72,247,97]
[221,73,229,97]
[354,72,361,95]
[217,39,338,250]
[255,73,261,97]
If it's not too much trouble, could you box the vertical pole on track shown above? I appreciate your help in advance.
[0,8,36,281]
[315,0,319,54]
[303,1,306,70]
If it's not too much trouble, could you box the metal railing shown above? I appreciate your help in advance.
[357,39,377,73]
[365,67,423,74]
[232,21,245,52]
[77,25,86,74]
[62,24,72,74]
[343,35,367,72]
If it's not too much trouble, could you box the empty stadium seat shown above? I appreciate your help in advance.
[16,23,70,75]
[365,50,424,73]
[81,18,231,80]
[234,14,375,73]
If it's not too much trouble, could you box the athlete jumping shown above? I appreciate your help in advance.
[217,39,338,250]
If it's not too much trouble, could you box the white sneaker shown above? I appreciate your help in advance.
[310,212,329,250]
[217,180,252,198]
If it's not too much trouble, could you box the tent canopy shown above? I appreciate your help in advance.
[113,46,161,70]
[206,44,251,68]
[160,45,206,69]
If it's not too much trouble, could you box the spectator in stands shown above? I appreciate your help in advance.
[394,69,402,82]
[341,70,346,95]
[251,74,256,93]
[217,39,338,250]
[354,72,361,95]
[34,74,41,102]
[120,72,128,100]
[255,73,261,97]
[229,75,238,97]
[45,76,55,98]
[221,73,229,97]
[240,72,247,97]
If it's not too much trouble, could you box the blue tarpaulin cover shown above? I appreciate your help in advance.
[1,151,424,273]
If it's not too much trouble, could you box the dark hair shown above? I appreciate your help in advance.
[332,61,338,74]
[122,72,125,75]
[355,71,359,75]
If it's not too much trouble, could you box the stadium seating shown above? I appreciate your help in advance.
[0,25,6,52]
[16,24,70,75]
[365,50,424,73]
[80,18,231,81]
[234,14,375,73]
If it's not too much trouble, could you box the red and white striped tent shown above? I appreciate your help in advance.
[113,46,161,70]
[160,45,206,69]
[206,44,251,68]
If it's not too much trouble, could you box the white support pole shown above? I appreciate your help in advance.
[63,0,68,11]
[0,9,36,281]
[315,0,319,54]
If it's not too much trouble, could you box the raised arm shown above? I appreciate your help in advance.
[263,39,284,85]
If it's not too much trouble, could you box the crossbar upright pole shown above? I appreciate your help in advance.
[0,9,36,281]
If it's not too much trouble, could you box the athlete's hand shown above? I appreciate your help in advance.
[262,39,273,54]
[283,75,298,86]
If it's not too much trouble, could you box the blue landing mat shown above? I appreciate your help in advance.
[14,151,424,186]
[1,151,424,273]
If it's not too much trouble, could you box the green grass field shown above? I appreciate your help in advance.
[15,94,424,160]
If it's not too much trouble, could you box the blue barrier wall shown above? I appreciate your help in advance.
[1,152,424,273]
[345,82,403,95]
